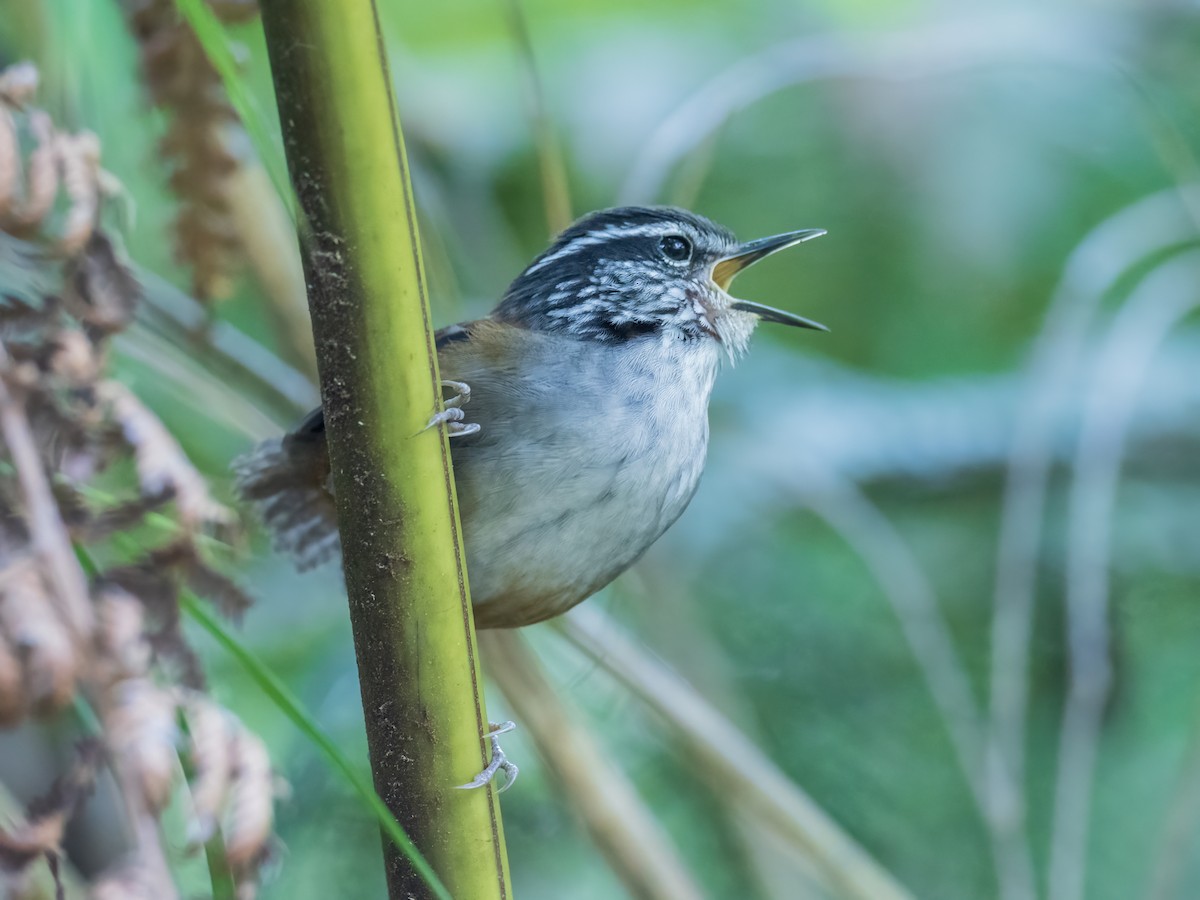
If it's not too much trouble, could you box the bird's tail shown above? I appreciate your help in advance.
[232,426,340,571]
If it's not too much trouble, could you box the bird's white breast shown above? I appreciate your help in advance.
[447,332,720,626]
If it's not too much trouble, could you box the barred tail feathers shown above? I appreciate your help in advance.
[232,432,340,571]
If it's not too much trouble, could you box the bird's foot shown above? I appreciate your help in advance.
[440,379,472,409]
[424,380,479,438]
[456,721,519,793]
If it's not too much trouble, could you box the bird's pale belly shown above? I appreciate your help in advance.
[448,340,716,628]
[459,442,705,627]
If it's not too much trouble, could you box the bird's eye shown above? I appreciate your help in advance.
[659,235,692,263]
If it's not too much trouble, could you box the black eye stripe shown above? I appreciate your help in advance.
[659,234,692,262]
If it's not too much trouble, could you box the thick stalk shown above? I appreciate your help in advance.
[257,3,511,897]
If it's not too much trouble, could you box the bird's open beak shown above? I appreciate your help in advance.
[712,228,828,332]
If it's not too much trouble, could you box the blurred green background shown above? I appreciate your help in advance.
[4,1,1200,898]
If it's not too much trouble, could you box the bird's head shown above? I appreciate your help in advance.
[494,205,826,356]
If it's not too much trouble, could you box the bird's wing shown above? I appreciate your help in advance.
[435,322,473,349]
[290,405,326,439]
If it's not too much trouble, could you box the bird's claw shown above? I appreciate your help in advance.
[424,407,481,438]
[456,721,519,793]
[441,380,472,409]
[423,380,479,438]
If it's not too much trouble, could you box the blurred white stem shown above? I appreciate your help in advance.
[480,629,705,900]
[988,186,1200,883]
[1048,251,1200,900]
[620,569,795,897]
[556,606,916,900]
[795,474,1035,900]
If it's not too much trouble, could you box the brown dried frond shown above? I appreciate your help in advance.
[0,308,66,370]
[0,739,100,880]
[61,231,143,337]
[29,737,102,813]
[0,66,36,226]
[184,554,253,620]
[46,328,101,385]
[0,56,273,894]
[121,0,246,302]
[105,677,179,813]
[15,110,61,233]
[142,539,252,619]
[0,62,39,107]
[56,130,103,257]
[0,803,65,874]
[0,556,78,712]
[94,584,151,684]
[0,62,119,256]
[10,235,143,484]
[1,107,20,221]
[89,863,163,900]
[0,628,23,724]
[102,540,250,667]
[176,689,279,893]
[29,403,118,488]
[97,380,233,528]
[222,727,274,875]
[98,542,249,693]
[5,338,115,500]
[99,559,201,689]
[181,692,234,845]
[47,479,91,536]
[0,96,58,236]
[69,491,173,542]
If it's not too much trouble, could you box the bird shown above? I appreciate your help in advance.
[233,205,826,630]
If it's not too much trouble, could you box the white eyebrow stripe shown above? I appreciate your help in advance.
[524,222,683,275]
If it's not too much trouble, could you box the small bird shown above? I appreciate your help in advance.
[234,206,825,629]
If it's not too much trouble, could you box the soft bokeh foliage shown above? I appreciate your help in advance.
[3,0,1199,898]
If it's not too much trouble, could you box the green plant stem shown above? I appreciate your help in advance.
[257,1,511,897]
[203,832,237,900]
